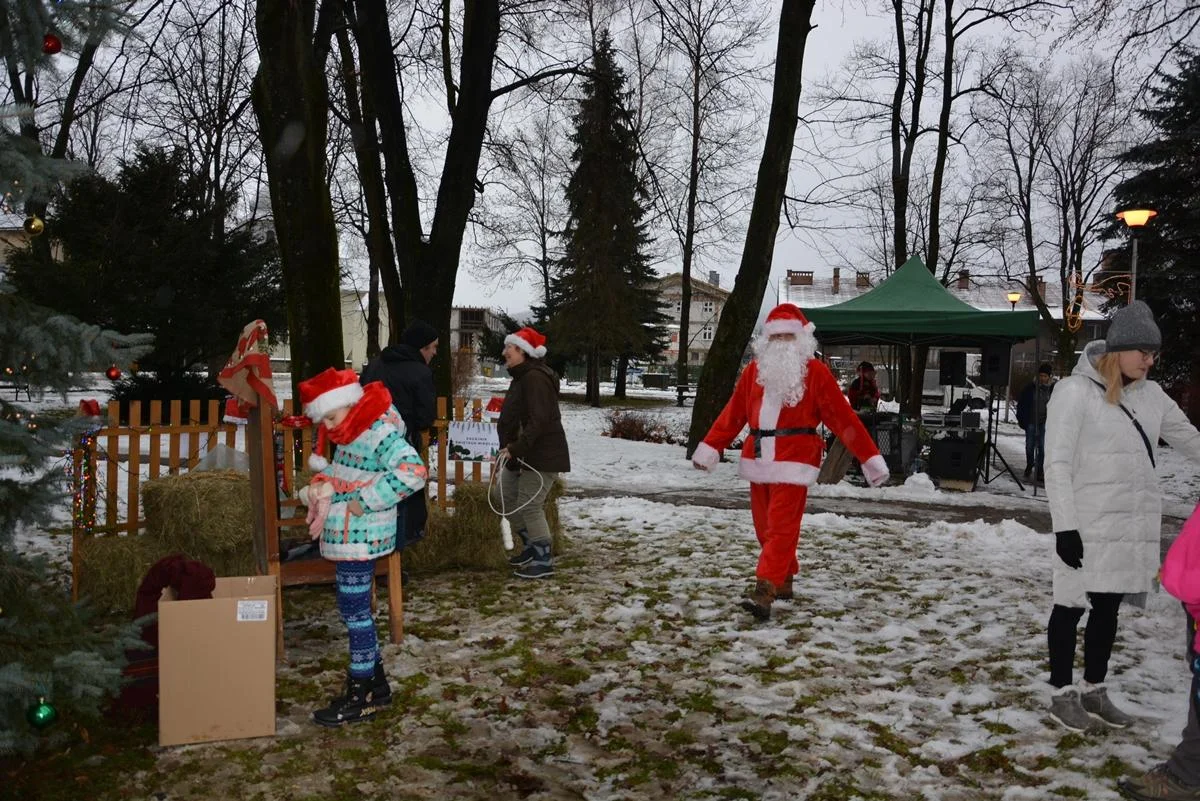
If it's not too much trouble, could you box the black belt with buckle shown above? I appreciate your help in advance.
[750,427,818,458]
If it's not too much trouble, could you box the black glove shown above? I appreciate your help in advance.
[1055,530,1083,569]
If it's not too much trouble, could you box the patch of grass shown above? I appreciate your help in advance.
[981,720,1017,736]
[565,703,599,734]
[741,727,790,755]
[664,728,696,746]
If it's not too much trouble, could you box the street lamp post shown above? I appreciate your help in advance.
[1004,291,1021,423]
[1116,208,1157,303]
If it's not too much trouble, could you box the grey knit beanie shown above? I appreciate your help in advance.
[1103,300,1161,353]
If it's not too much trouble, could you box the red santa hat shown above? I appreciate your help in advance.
[223,396,249,425]
[763,303,816,338]
[299,368,363,470]
[504,327,547,359]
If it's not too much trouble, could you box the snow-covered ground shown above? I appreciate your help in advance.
[9,373,1200,800]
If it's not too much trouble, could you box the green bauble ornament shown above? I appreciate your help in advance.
[26,697,57,730]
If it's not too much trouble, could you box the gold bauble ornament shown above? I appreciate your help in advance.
[23,215,44,236]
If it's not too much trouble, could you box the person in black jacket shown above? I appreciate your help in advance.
[360,320,438,548]
[1016,362,1055,482]
[492,326,570,580]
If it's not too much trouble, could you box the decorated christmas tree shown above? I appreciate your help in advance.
[0,0,152,755]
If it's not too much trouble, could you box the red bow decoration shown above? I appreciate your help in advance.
[78,399,101,417]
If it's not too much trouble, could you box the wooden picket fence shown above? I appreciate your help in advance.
[70,394,497,597]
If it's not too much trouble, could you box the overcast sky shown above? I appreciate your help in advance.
[452,1,894,318]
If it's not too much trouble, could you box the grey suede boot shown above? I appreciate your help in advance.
[739,579,776,621]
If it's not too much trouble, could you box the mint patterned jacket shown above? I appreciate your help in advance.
[314,407,428,561]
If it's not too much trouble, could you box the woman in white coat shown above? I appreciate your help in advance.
[1043,300,1200,733]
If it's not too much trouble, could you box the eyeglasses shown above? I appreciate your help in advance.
[1138,349,1160,360]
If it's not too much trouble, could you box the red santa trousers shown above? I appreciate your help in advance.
[749,481,809,587]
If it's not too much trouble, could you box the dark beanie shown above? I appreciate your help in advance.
[1103,300,1161,353]
[1038,363,1053,376]
[401,320,439,350]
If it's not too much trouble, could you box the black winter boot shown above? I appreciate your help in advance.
[313,675,387,727]
[513,540,553,579]
[508,528,535,567]
[329,662,392,708]
[739,579,776,621]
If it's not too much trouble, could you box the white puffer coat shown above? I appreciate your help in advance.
[1045,340,1200,608]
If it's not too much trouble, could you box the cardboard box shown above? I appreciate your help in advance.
[158,575,277,746]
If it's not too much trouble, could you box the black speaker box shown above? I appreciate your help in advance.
[929,438,982,481]
[938,351,967,386]
[980,343,1011,386]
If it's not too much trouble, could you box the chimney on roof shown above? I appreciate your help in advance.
[956,269,970,290]
[708,270,719,288]
[1036,278,1046,298]
[788,270,814,286]
[855,271,870,288]
[832,267,840,294]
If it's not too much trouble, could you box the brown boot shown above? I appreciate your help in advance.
[739,579,776,621]
[776,576,794,601]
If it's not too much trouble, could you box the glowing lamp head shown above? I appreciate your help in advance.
[1116,209,1157,229]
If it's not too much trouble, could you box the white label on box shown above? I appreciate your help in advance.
[236,600,269,622]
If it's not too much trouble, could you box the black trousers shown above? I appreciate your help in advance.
[1047,592,1124,688]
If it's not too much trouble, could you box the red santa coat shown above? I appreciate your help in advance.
[693,358,889,486]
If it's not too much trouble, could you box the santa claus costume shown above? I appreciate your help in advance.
[692,303,889,620]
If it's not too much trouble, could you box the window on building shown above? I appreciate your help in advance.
[459,308,485,331]
[701,326,713,341]
[702,300,714,315]
[690,351,701,363]
[675,300,682,315]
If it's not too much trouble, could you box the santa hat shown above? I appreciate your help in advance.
[763,303,816,337]
[223,396,249,425]
[504,327,547,359]
[299,368,363,470]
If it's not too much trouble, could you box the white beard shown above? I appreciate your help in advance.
[754,334,815,407]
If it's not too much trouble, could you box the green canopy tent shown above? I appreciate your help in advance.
[798,256,1040,487]
[801,256,1039,347]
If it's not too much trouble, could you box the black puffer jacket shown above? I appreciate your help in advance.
[498,359,570,472]
[360,344,436,450]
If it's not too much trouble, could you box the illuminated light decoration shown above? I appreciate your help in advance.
[1062,273,1130,333]
[1116,209,1157,228]
[1006,291,1021,311]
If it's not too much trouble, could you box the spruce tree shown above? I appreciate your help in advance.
[1109,51,1200,411]
[0,0,152,755]
[552,30,663,406]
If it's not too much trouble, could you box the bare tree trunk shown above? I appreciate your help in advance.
[587,346,600,407]
[355,0,501,395]
[616,353,629,399]
[335,8,400,350]
[252,0,344,391]
[686,0,817,455]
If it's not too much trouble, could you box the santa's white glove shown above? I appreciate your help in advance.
[861,454,890,488]
[692,442,721,472]
[299,481,334,539]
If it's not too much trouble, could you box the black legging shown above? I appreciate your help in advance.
[1047,592,1124,688]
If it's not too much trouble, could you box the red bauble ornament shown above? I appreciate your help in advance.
[105,365,121,381]
[42,34,62,56]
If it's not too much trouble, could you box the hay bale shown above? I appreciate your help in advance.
[142,469,255,556]
[74,534,167,613]
[405,479,566,574]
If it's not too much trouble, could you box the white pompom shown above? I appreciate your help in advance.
[500,517,513,550]
[308,454,328,471]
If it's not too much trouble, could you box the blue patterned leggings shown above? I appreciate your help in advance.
[335,560,378,679]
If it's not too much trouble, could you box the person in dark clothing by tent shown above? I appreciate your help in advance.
[847,361,881,412]
[1017,363,1055,482]
[360,320,438,549]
